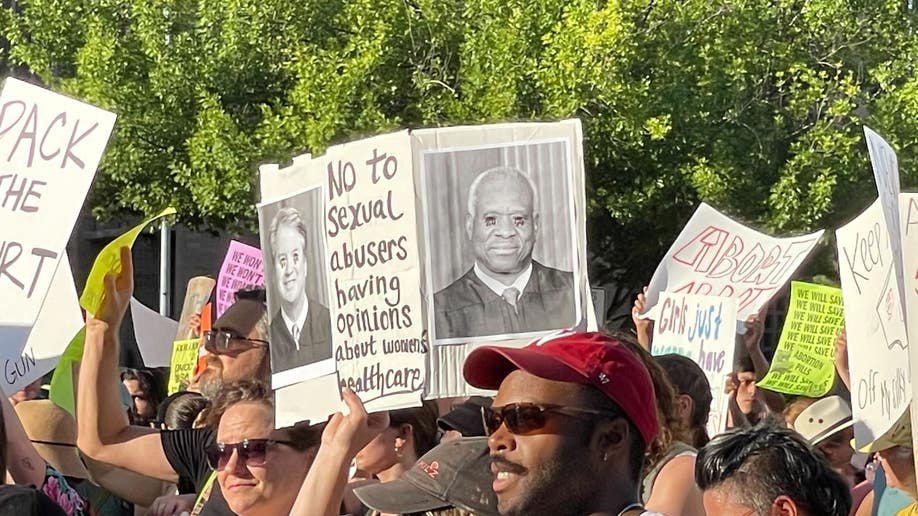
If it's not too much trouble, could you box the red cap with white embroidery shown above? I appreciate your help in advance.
[463,331,659,449]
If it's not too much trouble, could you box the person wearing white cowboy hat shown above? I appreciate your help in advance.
[795,395,863,488]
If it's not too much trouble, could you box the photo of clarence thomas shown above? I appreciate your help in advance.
[422,141,581,343]
[257,186,334,386]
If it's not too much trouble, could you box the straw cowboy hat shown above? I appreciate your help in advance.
[15,399,90,479]
[796,395,854,445]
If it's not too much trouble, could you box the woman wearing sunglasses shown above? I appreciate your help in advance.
[203,380,321,516]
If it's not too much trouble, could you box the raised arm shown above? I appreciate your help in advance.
[76,246,178,483]
[631,287,653,352]
[290,389,388,516]
[0,387,47,487]
[742,313,769,381]
[834,327,851,391]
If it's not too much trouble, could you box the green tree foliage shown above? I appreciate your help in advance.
[3,0,917,286]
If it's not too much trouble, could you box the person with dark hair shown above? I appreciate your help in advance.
[438,396,493,441]
[462,331,664,516]
[610,333,704,516]
[656,354,712,449]
[268,206,332,371]
[121,368,164,427]
[77,247,274,516]
[155,391,209,430]
[695,422,851,516]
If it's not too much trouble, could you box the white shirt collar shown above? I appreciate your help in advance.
[281,298,309,350]
[473,262,533,301]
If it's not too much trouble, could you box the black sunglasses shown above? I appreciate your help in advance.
[482,402,621,435]
[204,438,296,471]
[203,330,269,355]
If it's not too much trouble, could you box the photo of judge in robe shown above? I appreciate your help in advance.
[433,165,576,340]
[265,206,333,374]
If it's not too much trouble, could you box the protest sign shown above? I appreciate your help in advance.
[80,207,176,315]
[837,199,910,448]
[48,326,85,415]
[260,121,590,425]
[651,291,737,436]
[414,120,590,398]
[904,193,918,364]
[642,203,823,321]
[759,282,844,397]
[167,339,200,394]
[174,277,215,341]
[864,127,906,307]
[0,78,115,350]
[130,297,179,367]
[5,256,82,394]
[215,241,264,318]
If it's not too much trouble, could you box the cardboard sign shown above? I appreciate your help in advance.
[643,203,823,321]
[0,78,114,346]
[174,277,215,341]
[903,193,918,373]
[651,291,737,436]
[215,241,264,318]
[166,339,200,394]
[130,297,179,368]
[260,121,590,426]
[837,200,910,448]
[759,282,844,397]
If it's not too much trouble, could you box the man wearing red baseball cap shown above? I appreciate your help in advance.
[463,331,664,516]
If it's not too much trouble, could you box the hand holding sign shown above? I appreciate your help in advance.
[97,246,133,330]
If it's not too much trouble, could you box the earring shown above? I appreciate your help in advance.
[394,445,403,457]
[602,452,609,462]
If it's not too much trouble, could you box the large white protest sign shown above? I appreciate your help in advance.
[262,121,590,425]
[837,200,910,448]
[413,120,591,398]
[864,127,906,313]
[0,79,115,341]
[651,291,737,437]
[642,203,823,321]
[3,254,82,393]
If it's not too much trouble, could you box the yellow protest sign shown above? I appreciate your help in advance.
[48,326,86,415]
[167,339,201,394]
[759,281,845,396]
[79,207,176,315]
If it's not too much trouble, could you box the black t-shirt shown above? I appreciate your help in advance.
[160,427,235,516]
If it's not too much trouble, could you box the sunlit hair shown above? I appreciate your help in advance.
[656,354,712,448]
[204,380,321,450]
[783,396,817,430]
[696,423,851,516]
[466,166,539,217]
[269,207,308,257]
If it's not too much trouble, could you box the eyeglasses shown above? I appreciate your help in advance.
[482,402,621,435]
[204,439,296,471]
[203,330,269,355]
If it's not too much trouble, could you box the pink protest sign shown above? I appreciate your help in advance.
[216,241,264,317]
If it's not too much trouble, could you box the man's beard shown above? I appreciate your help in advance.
[198,357,225,400]
[496,447,593,516]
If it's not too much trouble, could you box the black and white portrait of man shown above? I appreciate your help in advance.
[423,141,582,343]
[258,186,334,385]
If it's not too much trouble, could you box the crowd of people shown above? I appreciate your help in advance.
[0,245,912,516]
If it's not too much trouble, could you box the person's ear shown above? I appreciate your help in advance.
[593,418,630,465]
[676,394,694,421]
[771,495,799,515]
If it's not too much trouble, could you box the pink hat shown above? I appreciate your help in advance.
[463,331,659,449]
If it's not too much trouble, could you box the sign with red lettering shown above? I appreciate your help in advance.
[837,199,910,448]
[215,241,264,318]
[651,291,737,436]
[0,78,115,343]
[642,203,823,321]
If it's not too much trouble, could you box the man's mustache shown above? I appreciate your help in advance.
[491,455,527,475]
